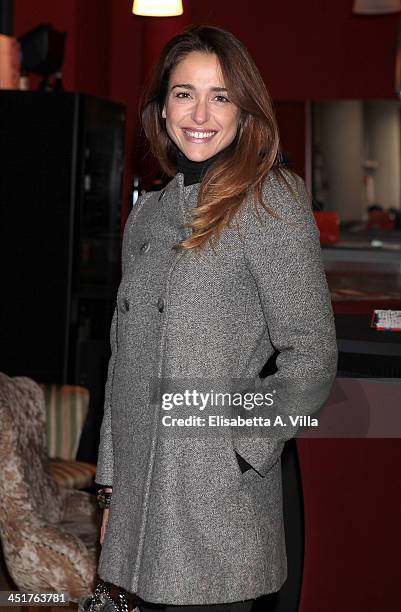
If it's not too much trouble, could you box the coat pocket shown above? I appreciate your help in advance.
[241,458,285,556]
[235,450,252,474]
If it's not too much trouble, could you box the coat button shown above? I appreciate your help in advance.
[158,190,166,202]
[157,297,165,313]
[140,241,151,254]
[119,297,130,313]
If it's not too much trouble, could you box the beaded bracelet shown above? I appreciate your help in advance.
[97,488,112,510]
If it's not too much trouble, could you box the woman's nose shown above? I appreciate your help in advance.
[191,98,209,124]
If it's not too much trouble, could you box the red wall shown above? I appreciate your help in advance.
[297,437,401,611]
[14,0,401,222]
[191,0,400,100]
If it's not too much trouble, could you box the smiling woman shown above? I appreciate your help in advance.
[161,52,240,160]
[95,24,337,612]
[140,25,295,252]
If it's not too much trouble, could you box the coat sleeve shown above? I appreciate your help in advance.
[94,191,153,487]
[94,304,118,487]
[233,170,338,477]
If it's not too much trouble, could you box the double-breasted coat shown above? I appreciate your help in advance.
[95,168,338,605]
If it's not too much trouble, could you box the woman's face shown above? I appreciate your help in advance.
[162,51,240,162]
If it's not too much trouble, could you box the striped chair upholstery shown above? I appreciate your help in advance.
[40,384,96,489]
[50,457,96,489]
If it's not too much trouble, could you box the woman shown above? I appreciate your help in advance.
[95,25,337,612]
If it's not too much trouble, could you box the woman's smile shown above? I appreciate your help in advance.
[162,51,240,161]
[182,128,218,143]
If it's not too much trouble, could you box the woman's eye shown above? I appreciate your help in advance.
[174,92,230,103]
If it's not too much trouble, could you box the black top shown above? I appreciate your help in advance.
[174,143,227,187]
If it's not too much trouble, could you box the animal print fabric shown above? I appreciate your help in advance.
[0,373,102,601]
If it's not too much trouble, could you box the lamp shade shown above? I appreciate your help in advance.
[133,0,183,16]
[353,0,401,13]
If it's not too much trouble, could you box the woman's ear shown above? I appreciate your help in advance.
[162,105,166,119]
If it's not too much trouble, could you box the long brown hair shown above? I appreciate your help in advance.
[140,24,300,251]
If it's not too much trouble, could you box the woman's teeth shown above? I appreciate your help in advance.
[184,130,216,139]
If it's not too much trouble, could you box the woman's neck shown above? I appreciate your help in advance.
[174,144,227,186]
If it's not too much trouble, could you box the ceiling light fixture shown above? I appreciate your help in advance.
[132,0,183,17]
[353,0,401,14]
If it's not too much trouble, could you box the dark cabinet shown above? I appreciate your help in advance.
[0,91,125,390]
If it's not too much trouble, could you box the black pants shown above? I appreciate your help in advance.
[137,597,255,612]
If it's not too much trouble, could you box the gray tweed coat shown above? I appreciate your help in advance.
[95,168,338,605]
